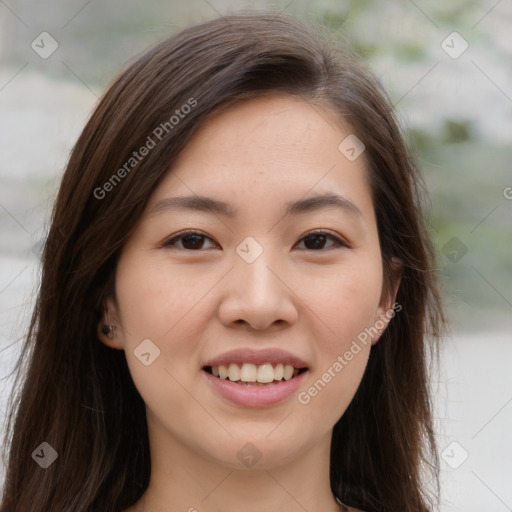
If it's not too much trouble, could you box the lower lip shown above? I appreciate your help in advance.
[202,369,308,408]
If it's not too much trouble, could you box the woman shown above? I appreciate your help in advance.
[0,12,445,512]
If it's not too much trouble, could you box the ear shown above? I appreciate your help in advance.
[371,257,402,346]
[97,296,125,350]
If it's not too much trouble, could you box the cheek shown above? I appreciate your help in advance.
[114,254,217,404]
[310,253,384,347]
[297,270,379,424]
[115,254,216,341]
[299,345,369,420]
[293,254,382,419]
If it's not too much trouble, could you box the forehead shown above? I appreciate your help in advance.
[174,94,355,169]
[148,95,375,225]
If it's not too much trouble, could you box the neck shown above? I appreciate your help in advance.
[135,415,341,512]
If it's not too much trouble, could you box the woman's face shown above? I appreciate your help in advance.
[104,94,396,470]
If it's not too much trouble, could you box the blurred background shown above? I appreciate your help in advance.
[0,0,510,510]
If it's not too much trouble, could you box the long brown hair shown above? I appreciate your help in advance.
[0,13,445,512]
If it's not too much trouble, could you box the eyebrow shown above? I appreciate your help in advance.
[149,192,362,219]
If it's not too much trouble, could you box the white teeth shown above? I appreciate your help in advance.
[274,363,284,380]
[227,363,241,381]
[210,363,300,384]
[218,364,228,379]
[256,364,274,383]
[283,364,294,381]
[240,363,257,382]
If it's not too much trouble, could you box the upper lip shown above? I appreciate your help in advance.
[203,348,309,369]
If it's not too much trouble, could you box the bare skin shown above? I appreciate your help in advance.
[99,94,398,512]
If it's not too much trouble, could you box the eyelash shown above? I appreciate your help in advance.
[162,229,351,251]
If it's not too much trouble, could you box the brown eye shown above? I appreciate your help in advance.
[296,231,349,251]
[163,231,217,250]
[162,230,349,252]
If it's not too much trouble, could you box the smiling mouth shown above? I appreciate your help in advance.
[203,363,308,386]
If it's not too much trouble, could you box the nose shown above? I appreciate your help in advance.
[217,247,299,331]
